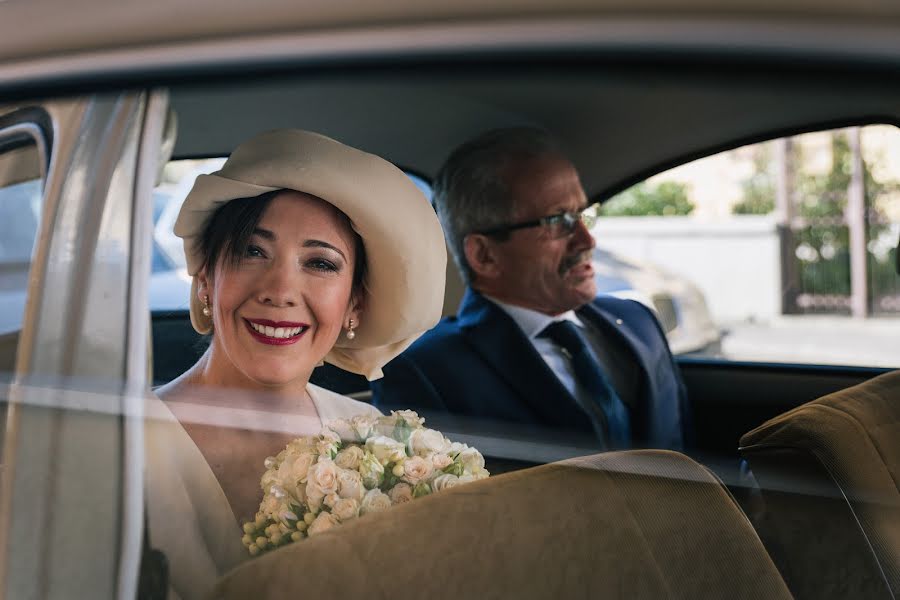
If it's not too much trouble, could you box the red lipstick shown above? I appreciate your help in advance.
[244,319,309,346]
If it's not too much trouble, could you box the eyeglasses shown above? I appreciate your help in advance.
[477,204,598,238]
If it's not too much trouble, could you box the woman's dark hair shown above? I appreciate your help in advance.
[198,189,368,297]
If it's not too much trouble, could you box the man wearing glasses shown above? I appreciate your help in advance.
[373,128,690,452]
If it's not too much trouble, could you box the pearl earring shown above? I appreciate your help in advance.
[202,295,211,317]
[346,319,357,340]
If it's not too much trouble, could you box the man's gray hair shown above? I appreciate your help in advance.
[433,127,562,285]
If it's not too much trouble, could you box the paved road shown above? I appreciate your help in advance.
[694,315,900,368]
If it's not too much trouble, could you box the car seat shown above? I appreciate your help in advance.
[213,450,791,600]
[740,369,900,600]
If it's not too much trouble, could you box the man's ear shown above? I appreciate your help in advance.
[464,234,501,281]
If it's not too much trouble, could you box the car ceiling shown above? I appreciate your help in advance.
[169,64,900,198]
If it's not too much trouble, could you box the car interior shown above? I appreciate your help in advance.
[2,46,899,599]
[134,61,900,597]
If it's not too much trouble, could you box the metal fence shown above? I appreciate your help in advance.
[777,129,899,316]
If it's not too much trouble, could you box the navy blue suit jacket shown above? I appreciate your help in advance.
[372,288,691,450]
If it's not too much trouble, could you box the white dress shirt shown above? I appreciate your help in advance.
[487,296,611,411]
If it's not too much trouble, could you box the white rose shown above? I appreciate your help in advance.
[458,448,485,474]
[307,459,340,496]
[401,455,434,485]
[360,489,392,515]
[325,418,357,442]
[388,483,414,505]
[431,473,461,492]
[407,428,449,457]
[431,453,453,470]
[350,414,377,440]
[337,468,365,500]
[358,452,385,488]
[334,446,365,470]
[307,511,340,536]
[365,436,407,465]
[324,493,340,508]
[316,429,341,458]
[448,442,469,456]
[332,498,360,521]
[392,410,425,428]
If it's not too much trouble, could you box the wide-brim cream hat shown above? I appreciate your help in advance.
[173,129,446,380]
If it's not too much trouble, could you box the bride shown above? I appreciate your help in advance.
[148,129,446,599]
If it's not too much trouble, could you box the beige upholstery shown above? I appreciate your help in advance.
[212,450,790,600]
[740,370,900,599]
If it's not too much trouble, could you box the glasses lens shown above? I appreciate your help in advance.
[581,210,597,230]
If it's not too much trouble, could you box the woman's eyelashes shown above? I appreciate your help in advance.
[306,257,340,273]
[241,242,342,273]
[245,244,266,258]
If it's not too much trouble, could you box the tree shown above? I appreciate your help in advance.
[601,181,694,217]
[732,142,776,215]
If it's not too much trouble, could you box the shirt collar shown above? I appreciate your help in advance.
[485,295,584,340]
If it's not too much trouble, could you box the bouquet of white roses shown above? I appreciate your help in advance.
[241,410,489,555]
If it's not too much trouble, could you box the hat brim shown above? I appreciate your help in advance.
[174,130,446,380]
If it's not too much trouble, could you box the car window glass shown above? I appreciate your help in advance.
[0,138,43,376]
[596,124,900,367]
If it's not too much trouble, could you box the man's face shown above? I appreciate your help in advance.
[484,154,597,315]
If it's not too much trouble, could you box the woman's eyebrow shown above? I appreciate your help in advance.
[252,227,275,240]
[304,239,346,260]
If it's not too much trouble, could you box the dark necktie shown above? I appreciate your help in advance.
[540,320,631,449]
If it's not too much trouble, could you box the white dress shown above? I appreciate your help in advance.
[145,384,381,600]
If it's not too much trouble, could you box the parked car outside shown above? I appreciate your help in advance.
[593,247,720,355]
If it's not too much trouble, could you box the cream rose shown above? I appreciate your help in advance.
[431,473,461,492]
[307,459,340,495]
[401,455,434,485]
[407,428,449,457]
[365,436,407,465]
[278,451,315,488]
[305,486,325,511]
[334,446,365,471]
[337,468,365,500]
[388,483,414,505]
[360,489,392,515]
[332,498,360,521]
[307,511,339,536]
[431,453,453,470]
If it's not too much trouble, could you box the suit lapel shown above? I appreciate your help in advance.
[457,289,592,432]
[578,302,654,441]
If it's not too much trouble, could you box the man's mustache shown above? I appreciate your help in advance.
[559,251,592,275]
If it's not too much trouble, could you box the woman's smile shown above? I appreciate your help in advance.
[244,318,310,345]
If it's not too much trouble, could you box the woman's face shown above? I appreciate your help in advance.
[198,190,361,390]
